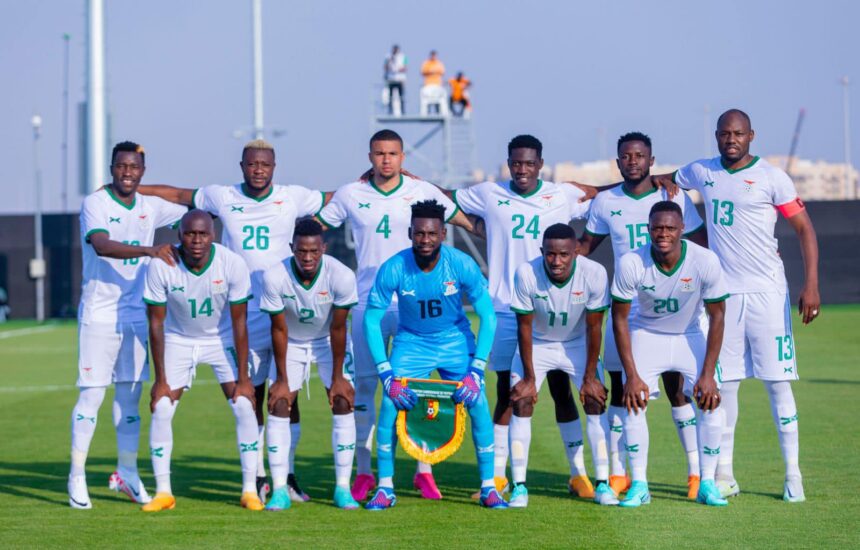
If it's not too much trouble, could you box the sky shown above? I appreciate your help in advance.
[2,0,859,213]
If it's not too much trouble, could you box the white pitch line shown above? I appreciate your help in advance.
[0,325,60,340]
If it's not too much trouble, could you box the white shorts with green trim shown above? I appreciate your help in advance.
[622,329,718,399]
[163,339,239,391]
[510,338,604,392]
[77,320,148,387]
[271,337,355,392]
[247,310,273,386]
[720,292,797,382]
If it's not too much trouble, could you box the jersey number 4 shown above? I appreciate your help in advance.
[376,215,391,239]
[511,214,540,239]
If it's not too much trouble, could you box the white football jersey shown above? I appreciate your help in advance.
[79,187,187,324]
[318,175,457,305]
[511,256,609,343]
[585,185,704,267]
[193,183,325,311]
[143,243,252,343]
[259,255,358,343]
[454,180,590,311]
[674,156,799,293]
[611,240,729,334]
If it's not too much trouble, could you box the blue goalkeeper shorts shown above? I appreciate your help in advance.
[390,328,475,381]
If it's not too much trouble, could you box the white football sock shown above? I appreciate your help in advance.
[696,406,725,481]
[716,380,740,481]
[493,424,509,479]
[765,380,801,478]
[230,396,260,494]
[150,396,177,495]
[671,403,700,477]
[624,407,649,483]
[558,420,587,477]
[266,415,291,490]
[112,382,142,476]
[607,405,627,477]
[256,424,266,478]
[509,414,531,484]
[354,376,377,476]
[70,386,106,477]
[585,413,610,481]
[289,421,301,475]
[416,461,432,474]
[378,476,394,489]
[332,413,356,488]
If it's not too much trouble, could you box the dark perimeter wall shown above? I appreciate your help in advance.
[0,201,857,319]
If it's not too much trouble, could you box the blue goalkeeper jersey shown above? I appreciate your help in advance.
[367,245,488,336]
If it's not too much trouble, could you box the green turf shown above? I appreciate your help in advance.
[1,307,859,548]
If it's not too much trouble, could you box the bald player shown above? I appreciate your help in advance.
[654,109,820,502]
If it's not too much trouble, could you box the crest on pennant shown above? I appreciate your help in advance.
[396,379,466,465]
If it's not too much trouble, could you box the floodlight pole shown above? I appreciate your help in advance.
[252,0,265,139]
[86,0,107,192]
[842,76,854,199]
[32,116,46,323]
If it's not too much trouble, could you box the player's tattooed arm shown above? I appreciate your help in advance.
[785,210,821,324]
[136,184,195,206]
[88,231,178,266]
[328,308,355,413]
[147,304,175,412]
[612,300,648,413]
[268,312,293,415]
[580,310,608,410]
[695,300,726,411]
[229,301,255,406]
[510,313,538,408]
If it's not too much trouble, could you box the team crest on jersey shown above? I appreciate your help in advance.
[743,179,756,192]
[316,290,333,304]
[571,290,586,304]
[443,281,459,296]
[138,214,151,230]
[680,277,695,292]
[540,194,554,206]
[212,279,227,294]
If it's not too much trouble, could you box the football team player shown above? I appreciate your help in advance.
[69,141,186,509]
[142,210,261,511]
[362,200,507,510]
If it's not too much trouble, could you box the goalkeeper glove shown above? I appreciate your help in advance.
[378,362,417,411]
[453,358,487,408]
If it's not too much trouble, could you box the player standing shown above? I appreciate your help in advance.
[142,210,261,511]
[611,201,729,507]
[317,129,472,501]
[656,109,820,501]
[453,135,595,496]
[579,132,708,499]
[508,224,617,507]
[258,219,360,510]
[68,141,187,509]
[138,139,324,502]
[362,200,506,510]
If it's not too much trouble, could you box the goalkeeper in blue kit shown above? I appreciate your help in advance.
[363,200,507,510]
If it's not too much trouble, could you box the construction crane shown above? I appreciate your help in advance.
[786,108,806,177]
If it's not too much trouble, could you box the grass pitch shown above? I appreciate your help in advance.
[1,307,859,548]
